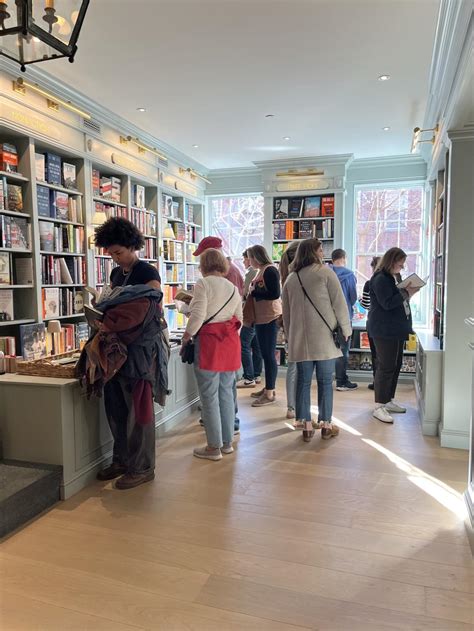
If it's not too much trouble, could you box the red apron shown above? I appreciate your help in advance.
[198,316,241,371]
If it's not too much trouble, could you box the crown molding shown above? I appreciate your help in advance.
[253,154,354,170]
[448,127,474,141]
[0,57,209,175]
[348,154,426,173]
[208,166,260,178]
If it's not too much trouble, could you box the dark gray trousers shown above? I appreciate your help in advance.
[104,376,155,474]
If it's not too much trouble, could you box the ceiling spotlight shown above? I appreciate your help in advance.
[192,144,199,148]
[136,107,146,112]
[378,74,390,81]
[283,136,291,141]
[265,114,275,118]
[382,126,391,131]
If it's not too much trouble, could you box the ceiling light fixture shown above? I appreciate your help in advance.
[192,144,199,148]
[283,136,291,141]
[13,77,91,119]
[126,136,167,161]
[136,107,146,112]
[382,126,391,131]
[0,0,90,72]
[265,114,275,118]
[378,74,391,81]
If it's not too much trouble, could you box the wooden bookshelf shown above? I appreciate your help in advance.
[433,161,447,348]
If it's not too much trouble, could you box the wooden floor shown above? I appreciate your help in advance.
[1,380,473,630]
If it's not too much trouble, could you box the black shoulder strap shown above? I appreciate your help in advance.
[296,272,334,336]
[202,287,236,327]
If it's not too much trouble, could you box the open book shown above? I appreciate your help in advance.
[397,273,428,290]
[83,304,104,329]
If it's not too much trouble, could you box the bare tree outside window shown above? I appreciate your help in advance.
[209,195,264,272]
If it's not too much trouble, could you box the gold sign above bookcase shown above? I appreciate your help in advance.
[275,178,331,192]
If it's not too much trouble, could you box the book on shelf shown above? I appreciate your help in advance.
[0,252,10,284]
[39,221,54,251]
[0,178,5,210]
[51,190,70,220]
[132,184,145,208]
[42,287,60,319]
[0,143,18,173]
[405,333,417,352]
[359,331,370,349]
[321,196,335,217]
[401,356,416,373]
[285,220,296,240]
[75,322,90,350]
[359,353,373,371]
[184,202,195,223]
[37,185,51,217]
[348,353,361,370]
[289,199,304,219]
[35,153,45,181]
[272,242,287,261]
[7,184,23,212]
[45,153,62,186]
[162,194,173,217]
[273,222,287,240]
[0,216,30,249]
[92,169,100,196]
[0,335,16,356]
[100,176,112,199]
[62,163,77,190]
[298,219,315,239]
[41,255,85,285]
[14,258,33,285]
[303,196,321,218]
[20,322,47,360]
[0,289,14,321]
[274,199,289,219]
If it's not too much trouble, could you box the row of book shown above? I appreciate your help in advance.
[16,321,89,362]
[0,335,16,355]
[0,253,33,285]
[0,215,30,250]
[273,218,334,241]
[35,152,78,190]
[92,169,122,202]
[95,257,116,285]
[186,224,202,243]
[39,222,84,254]
[0,289,14,322]
[42,287,84,319]
[165,263,185,284]
[164,222,186,241]
[352,331,417,352]
[165,307,186,331]
[347,352,416,373]
[162,194,180,218]
[184,202,196,224]
[37,186,83,223]
[93,202,157,235]
[138,238,157,260]
[0,178,23,213]
[185,243,195,260]
[274,195,335,219]
[163,284,181,304]
[131,184,146,209]
[41,255,86,285]
[186,264,200,283]
[163,240,184,262]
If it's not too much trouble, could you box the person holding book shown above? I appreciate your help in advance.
[367,247,419,424]
[282,238,351,441]
[360,255,380,390]
[331,248,358,392]
[279,241,300,420]
[236,248,262,389]
[246,245,282,407]
[89,217,167,490]
[181,248,242,460]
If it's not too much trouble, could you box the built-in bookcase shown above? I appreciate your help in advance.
[433,159,448,348]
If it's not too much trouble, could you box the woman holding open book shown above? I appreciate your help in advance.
[367,247,419,424]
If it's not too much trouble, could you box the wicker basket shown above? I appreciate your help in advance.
[16,351,80,379]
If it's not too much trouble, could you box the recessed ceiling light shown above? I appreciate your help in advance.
[382,126,391,131]
[136,107,146,112]
[265,114,275,118]
[378,74,390,81]
[283,136,291,141]
[192,144,199,148]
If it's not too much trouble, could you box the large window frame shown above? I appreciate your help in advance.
[353,181,431,327]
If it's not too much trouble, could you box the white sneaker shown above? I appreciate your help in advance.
[385,400,406,413]
[255,376,262,384]
[373,406,394,424]
[236,378,256,388]
[221,443,234,454]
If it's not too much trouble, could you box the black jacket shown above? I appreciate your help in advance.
[367,271,412,340]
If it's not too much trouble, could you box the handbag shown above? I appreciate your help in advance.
[296,272,345,349]
[242,294,256,328]
[180,288,236,364]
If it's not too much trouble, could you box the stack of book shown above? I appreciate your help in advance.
[163,240,183,262]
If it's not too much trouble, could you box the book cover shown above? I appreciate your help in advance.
[45,153,62,185]
[405,334,417,352]
[0,177,5,210]
[285,220,296,240]
[272,243,286,261]
[133,184,145,208]
[52,191,70,220]
[348,353,360,370]
[0,143,18,173]
[0,252,10,284]
[20,322,47,360]
[100,177,112,198]
[37,185,51,217]
[92,169,101,196]
[62,162,77,190]
[298,219,315,239]
[14,258,34,285]
[35,153,45,181]
[0,289,14,321]
[42,287,60,319]
[7,184,23,212]
[162,194,173,217]
[0,216,11,248]
[9,217,30,249]
[39,221,55,252]
[360,331,371,349]
[321,196,335,217]
[273,222,287,240]
[75,322,90,350]
[359,353,373,371]
[303,196,321,218]
[111,177,121,202]
[288,199,303,218]
[274,199,289,219]
[74,290,84,313]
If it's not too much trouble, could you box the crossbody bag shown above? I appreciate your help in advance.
[181,287,236,364]
[296,272,345,349]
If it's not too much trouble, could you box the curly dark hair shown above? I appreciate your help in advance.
[94,217,144,250]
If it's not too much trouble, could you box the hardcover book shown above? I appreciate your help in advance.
[39,221,55,252]
[20,322,47,360]
[274,199,289,219]
[298,219,315,239]
[111,177,121,202]
[92,169,101,196]
[288,199,303,218]
[359,353,373,371]
[52,191,70,220]
[359,331,371,349]
[37,185,51,217]
[162,195,173,217]
[42,287,60,319]
[0,177,5,210]
[7,184,23,212]
[303,196,321,218]
[35,153,45,181]
[272,243,287,261]
[0,143,18,173]
[100,177,112,198]
[273,222,287,240]
[133,184,145,208]
[62,162,77,190]
[9,217,30,249]
[75,322,90,350]
[0,252,10,284]
[0,216,11,248]
[45,153,62,185]
[14,258,34,285]
[321,196,335,217]
[0,288,14,321]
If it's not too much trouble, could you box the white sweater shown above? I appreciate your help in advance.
[185,275,243,337]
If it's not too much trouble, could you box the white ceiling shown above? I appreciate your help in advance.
[44,0,440,169]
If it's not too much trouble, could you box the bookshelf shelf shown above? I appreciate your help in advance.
[36,180,83,197]
[0,209,31,219]
[0,318,35,327]
[41,284,86,288]
[38,216,84,227]
[40,251,85,257]
[95,254,111,259]
[43,314,85,321]
[0,285,33,289]
[0,247,31,253]
[0,170,29,182]
[92,196,127,208]
[166,217,184,223]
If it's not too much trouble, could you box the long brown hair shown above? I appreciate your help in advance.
[247,244,272,267]
[375,247,407,274]
[292,238,323,273]
[279,241,300,285]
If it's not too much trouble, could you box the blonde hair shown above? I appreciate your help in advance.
[279,241,300,285]
[292,238,323,272]
[199,248,230,275]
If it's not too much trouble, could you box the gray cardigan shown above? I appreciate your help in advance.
[282,264,352,362]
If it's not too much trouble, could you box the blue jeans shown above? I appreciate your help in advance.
[286,361,297,410]
[335,337,351,387]
[255,319,278,390]
[240,324,262,381]
[194,340,235,447]
[296,359,336,422]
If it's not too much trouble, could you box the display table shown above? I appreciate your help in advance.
[0,348,198,499]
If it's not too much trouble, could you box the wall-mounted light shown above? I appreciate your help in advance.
[411,124,439,153]
[179,167,211,185]
[276,169,325,178]
[13,77,91,119]
[126,136,167,161]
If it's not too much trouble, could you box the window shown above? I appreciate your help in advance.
[354,184,427,325]
[209,194,264,272]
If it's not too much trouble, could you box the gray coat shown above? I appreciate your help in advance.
[282,264,352,362]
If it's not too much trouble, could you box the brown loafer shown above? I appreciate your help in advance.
[96,463,127,481]
[321,425,340,440]
[115,470,155,490]
[302,422,314,442]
